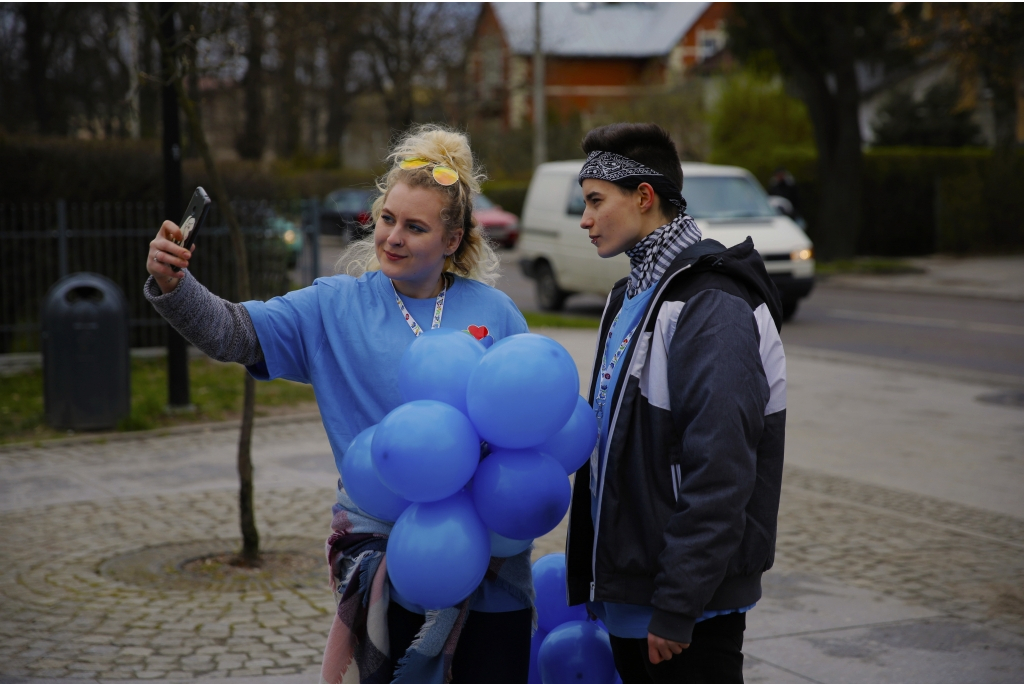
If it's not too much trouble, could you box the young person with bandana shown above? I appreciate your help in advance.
[144,125,534,683]
[564,123,787,683]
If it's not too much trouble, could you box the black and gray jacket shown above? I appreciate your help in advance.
[565,237,787,644]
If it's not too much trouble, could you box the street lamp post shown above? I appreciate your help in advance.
[532,2,546,170]
[160,2,191,410]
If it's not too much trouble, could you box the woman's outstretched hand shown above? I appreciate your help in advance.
[147,220,195,294]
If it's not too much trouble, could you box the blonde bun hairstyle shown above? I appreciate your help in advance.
[339,124,500,286]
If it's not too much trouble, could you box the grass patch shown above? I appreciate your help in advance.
[523,311,601,329]
[816,258,927,276]
[0,356,316,445]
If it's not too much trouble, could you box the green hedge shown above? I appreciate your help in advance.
[0,135,378,203]
[5,136,1020,254]
[742,147,1023,255]
[484,150,1024,255]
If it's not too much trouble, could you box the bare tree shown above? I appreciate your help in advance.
[236,2,266,160]
[360,3,477,133]
[147,3,260,564]
[320,3,366,164]
[896,3,1024,154]
[3,3,139,137]
[274,4,303,157]
[728,4,900,260]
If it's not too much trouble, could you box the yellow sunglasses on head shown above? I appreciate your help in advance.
[398,158,460,186]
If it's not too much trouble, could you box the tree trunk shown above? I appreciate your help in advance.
[237,374,258,560]
[385,78,416,134]
[140,11,159,139]
[815,126,863,260]
[21,5,54,134]
[149,5,260,563]
[278,14,302,158]
[732,4,872,261]
[325,50,352,166]
[236,2,266,160]
[811,65,863,260]
[782,24,863,259]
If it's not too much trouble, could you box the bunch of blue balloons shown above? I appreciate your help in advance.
[530,554,620,684]
[339,330,599,610]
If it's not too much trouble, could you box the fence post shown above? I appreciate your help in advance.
[57,199,68,278]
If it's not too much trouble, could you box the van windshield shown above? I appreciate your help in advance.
[684,176,776,220]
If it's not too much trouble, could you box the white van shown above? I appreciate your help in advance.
[517,161,815,319]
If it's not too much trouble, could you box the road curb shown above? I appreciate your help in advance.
[822,276,1024,303]
[787,344,1024,389]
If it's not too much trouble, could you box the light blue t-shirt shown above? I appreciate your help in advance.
[243,270,530,614]
[244,270,528,464]
[588,286,753,639]
[593,287,654,486]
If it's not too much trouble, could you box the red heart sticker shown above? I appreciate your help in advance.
[467,325,489,340]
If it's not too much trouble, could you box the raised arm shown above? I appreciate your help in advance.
[144,220,263,366]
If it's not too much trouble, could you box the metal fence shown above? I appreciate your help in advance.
[0,199,322,353]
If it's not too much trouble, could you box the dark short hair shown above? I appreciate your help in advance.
[581,123,682,219]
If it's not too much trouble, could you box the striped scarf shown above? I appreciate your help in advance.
[319,482,534,684]
[624,213,702,298]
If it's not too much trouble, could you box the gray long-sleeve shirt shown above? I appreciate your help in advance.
[144,271,264,366]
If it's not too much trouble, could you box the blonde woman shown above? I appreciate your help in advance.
[145,125,533,683]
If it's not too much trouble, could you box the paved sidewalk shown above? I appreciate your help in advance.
[1,332,1023,682]
[826,255,1024,302]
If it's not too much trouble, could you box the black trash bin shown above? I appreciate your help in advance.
[42,273,130,430]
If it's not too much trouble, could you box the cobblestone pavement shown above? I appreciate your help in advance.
[0,420,339,683]
[775,466,1024,639]
[2,356,1023,681]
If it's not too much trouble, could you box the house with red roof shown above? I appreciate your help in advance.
[466,2,730,129]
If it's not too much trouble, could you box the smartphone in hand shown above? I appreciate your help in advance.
[172,187,212,272]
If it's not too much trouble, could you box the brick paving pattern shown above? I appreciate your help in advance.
[1,418,1022,680]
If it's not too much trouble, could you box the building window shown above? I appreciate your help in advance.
[696,28,725,63]
[479,38,503,99]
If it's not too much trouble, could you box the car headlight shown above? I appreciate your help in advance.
[791,247,813,261]
[283,229,297,245]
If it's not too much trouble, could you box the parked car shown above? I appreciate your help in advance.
[321,188,374,240]
[517,161,815,320]
[473,193,520,248]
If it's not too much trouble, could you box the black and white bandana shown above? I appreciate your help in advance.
[578,150,687,210]
[624,213,702,298]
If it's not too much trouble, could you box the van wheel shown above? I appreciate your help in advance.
[782,296,799,321]
[535,262,567,311]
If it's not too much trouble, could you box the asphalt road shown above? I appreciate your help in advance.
[495,249,1024,381]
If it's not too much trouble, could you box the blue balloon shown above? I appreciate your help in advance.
[386,491,491,610]
[538,395,599,475]
[539,621,616,685]
[528,628,548,684]
[466,334,579,449]
[532,553,587,633]
[398,328,485,415]
[489,530,532,558]
[340,426,411,521]
[371,400,480,502]
[472,448,571,540]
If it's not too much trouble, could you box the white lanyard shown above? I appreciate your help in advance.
[591,310,640,494]
[391,276,446,337]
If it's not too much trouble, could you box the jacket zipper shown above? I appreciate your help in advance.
[567,285,616,607]
[590,264,692,602]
